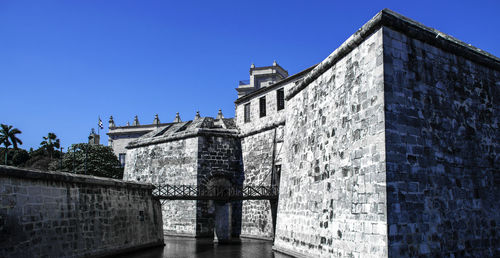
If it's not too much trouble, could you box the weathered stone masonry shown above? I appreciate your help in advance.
[124,117,243,239]
[383,25,499,256]
[117,8,499,257]
[275,27,387,258]
[0,166,163,258]
[273,9,499,258]
[235,67,313,239]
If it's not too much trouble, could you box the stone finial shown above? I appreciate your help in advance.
[195,111,201,119]
[273,60,277,66]
[109,116,115,128]
[216,109,224,120]
[250,63,255,68]
[133,115,140,126]
[153,114,160,125]
[173,112,182,123]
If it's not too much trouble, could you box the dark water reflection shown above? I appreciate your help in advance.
[119,236,292,258]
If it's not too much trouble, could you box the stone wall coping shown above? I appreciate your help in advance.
[107,129,156,136]
[126,128,240,149]
[0,165,154,190]
[108,122,173,131]
[286,8,500,101]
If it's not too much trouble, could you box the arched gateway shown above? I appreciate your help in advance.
[123,115,279,242]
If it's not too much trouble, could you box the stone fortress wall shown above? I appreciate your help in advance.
[272,9,499,258]
[0,166,164,258]
[235,66,314,239]
[117,8,499,257]
[124,136,199,236]
[197,132,244,238]
[274,27,387,257]
[382,24,499,256]
[123,117,243,239]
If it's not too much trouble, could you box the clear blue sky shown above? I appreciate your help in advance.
[1,0,499,150]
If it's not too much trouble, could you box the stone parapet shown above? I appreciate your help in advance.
[287,9,500,101]
[0,166,163,258]
[0,165,153,189]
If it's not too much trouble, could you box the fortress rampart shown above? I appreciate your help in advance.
[0,166,164,258]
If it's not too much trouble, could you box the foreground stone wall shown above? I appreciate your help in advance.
[383,27,500,256]
[0,166,163,258]
[274,28,387,257]
[124,138,198,236]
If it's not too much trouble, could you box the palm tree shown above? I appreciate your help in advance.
[40,132,60,160]
[1,124,23,148]
[1,124,23,165]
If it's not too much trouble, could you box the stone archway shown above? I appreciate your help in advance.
[204,176,242,243]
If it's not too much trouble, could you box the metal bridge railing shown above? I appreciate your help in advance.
[153,184,279,201]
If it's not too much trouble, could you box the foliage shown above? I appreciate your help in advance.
[24,148,62,171]
[0,124,23,149]
[59,143,123,179]
[40,132,60,159]
[1,124,23,165]
[0,147,29,166]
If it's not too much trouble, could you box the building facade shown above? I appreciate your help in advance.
[120,9,499,257]
[107,114,176,167]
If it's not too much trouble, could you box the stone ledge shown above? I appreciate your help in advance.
[286,8,500,101]
[164,232,198,238]
[0,165,154,190]
[240,234,274,241]
[272,245,310,258]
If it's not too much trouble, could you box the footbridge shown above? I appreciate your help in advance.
[153,184,279,201]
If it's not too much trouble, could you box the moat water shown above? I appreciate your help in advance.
[120,236,292,258]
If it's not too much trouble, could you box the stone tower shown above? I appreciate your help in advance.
[88,128,100,145]
[236,61,289,98]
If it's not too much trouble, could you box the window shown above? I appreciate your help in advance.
[119,153,126,167]
[277,88,285,111]
[259,96,266,117]
[244,103,251,123]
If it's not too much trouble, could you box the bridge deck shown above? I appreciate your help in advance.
[153,184,279,201]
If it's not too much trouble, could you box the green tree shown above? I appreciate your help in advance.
[0,124,23,165]
[40,132,60,160]
[25,146,62,171]
[0,147,30,166]
[57,143,123,179]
